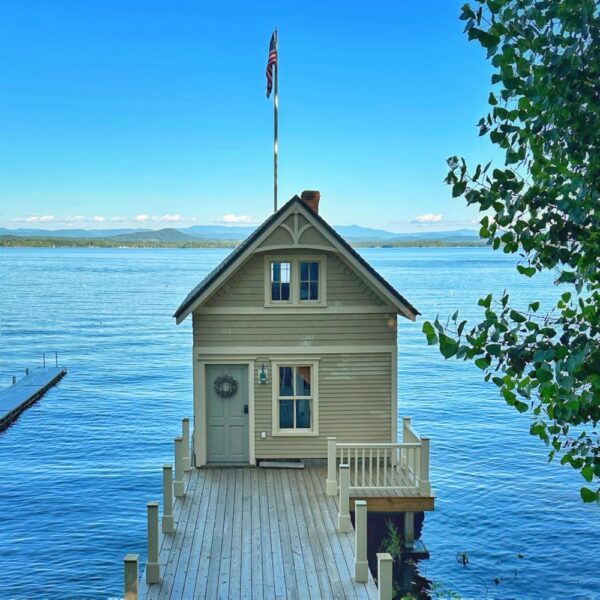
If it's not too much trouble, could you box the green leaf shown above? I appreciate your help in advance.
[439,334,459,359]
[517,265,536,277]
[582,465,594,483]
[509,309,527,323]
[580,487,598,503]
[478,294,492,309]
[422,321,438,345]
[452,181,467,197]
[475,357,491,370]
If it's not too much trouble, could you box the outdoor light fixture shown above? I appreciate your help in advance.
[258,363,268,384]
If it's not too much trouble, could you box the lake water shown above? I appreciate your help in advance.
[0,247,598,599]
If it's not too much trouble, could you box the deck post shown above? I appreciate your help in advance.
[174,437,185,497]
[419,437,431,495]
[337,463,352,533]
[401,416,411,470]
[182,417,191,471]
[376,553,393,600]
[354,500,368,582]
[146,502,160,584]
[124,553,139,600]
[404,511,414,547]
[162,464,174,534]
[326,437,337,495]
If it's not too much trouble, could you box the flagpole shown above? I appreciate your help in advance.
[273,29,278,213]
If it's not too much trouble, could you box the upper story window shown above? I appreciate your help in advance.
[270,261,291,301]
[265,256,326,307]
[300,262,319,301]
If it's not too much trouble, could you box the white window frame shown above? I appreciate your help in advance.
[264,255,327,307]
[271,359,319,436]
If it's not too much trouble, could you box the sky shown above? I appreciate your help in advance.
[0,1,500,232]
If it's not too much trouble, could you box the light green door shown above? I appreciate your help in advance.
[206,364,249,464]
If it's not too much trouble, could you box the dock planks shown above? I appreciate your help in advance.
[138,466,379,599]
[0,367,66,431]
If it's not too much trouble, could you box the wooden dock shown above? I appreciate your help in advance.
[138,466,379,600]
[0,367,66,431]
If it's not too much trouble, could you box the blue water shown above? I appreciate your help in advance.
[0,247,597,599]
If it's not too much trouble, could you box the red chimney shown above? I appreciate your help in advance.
[301,190,320,214]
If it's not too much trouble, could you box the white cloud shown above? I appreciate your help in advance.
[64,216,85,223]
[135,214,150,222]
[11,215,57,223]
[93,216,105,222]
[151,214,184,223]
[110,216,126,222]
[410,213,443,224]
[218,214,257,224]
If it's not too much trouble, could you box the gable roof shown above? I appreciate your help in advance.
[174,195,420,323]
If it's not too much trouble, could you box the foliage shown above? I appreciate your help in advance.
[379,519,403,560]
[425,0,600,501]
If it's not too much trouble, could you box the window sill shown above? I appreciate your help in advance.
[271,430,320,437]
[263,302,327,309]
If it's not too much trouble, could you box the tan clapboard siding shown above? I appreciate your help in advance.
[193,312,397,347]
[253,353,392,459]
[204,251,389,308]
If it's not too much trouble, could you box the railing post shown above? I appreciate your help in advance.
[326,437,337,496]
[404,511,414,547]
[124,553,139,600]
[182,417,191,471]
[401,417,411,470]
[376,552,393,600]
[337,463,351,533]
[174,437,185,498]
[146,502,160,584]
[419,437,431,495]
[162,464,174,534]
[354,500,368,582]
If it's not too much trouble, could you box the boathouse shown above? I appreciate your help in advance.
[124,192,435,599]
[174,191,422,471]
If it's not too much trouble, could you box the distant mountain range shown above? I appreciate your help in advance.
[0,224,481,244]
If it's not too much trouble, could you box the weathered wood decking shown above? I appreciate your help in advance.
[0,367,66,431]
[138,466,379,599]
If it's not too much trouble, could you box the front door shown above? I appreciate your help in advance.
[206,364,249,464]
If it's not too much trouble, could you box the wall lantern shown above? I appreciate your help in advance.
[258,363,268,385]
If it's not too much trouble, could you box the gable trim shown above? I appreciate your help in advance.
[174,196,419,323]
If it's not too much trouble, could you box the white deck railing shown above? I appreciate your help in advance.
[325,416,430,496]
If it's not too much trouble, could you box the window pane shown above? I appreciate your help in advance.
[281,262,291,283]
[309,281,318,300]
[271,282,280,301]
[300,282,309,300]
[279,400,294,428]
[296,400,311,429]
[300,262,309,280]
[310,262,319,280]
[296,366,311,396]
[281,282,290,300]
[279,366,294,396]
[271,262,280,281]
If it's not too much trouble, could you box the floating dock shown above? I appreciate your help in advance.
[0,367,66,431]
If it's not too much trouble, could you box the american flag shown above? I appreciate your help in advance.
[266,31,277,98]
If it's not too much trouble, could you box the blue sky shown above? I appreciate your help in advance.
[0,1,498,232]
